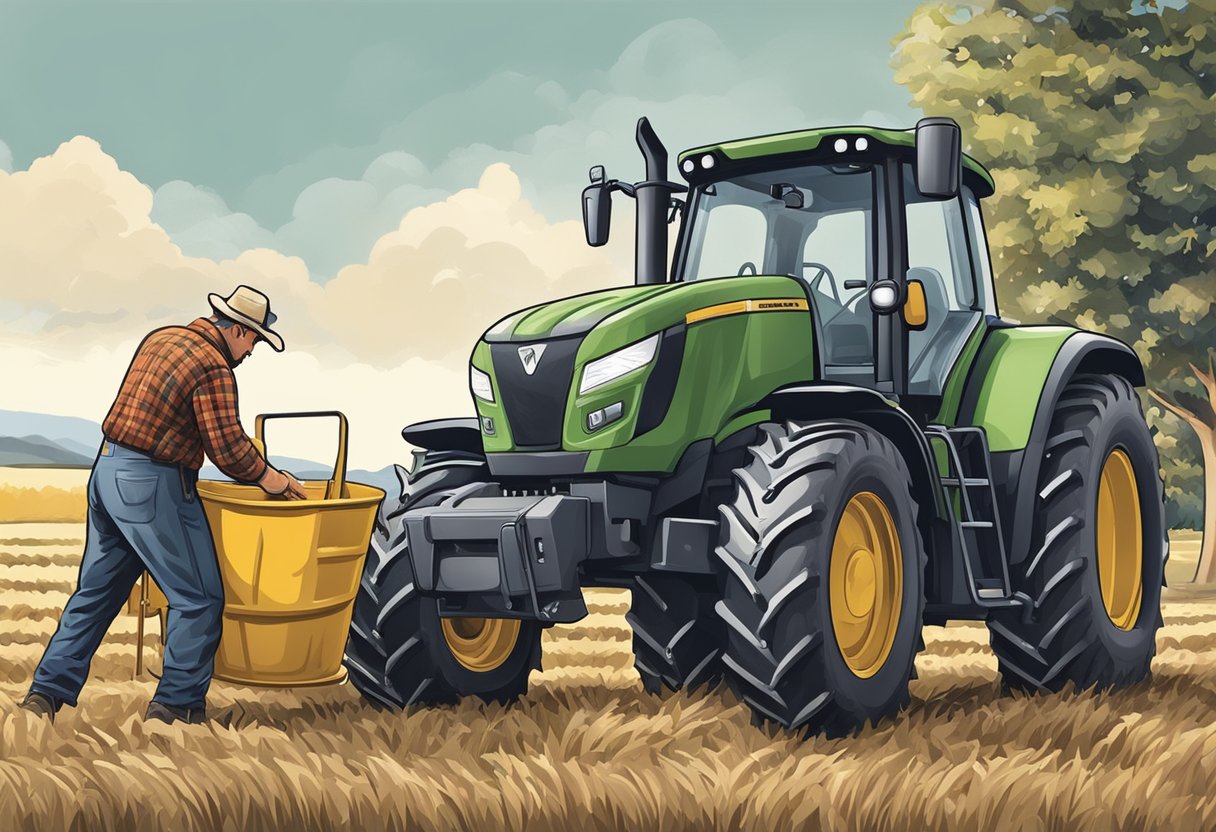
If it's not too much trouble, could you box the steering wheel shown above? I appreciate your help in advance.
[803,261,837,303]
[737,261,758,277]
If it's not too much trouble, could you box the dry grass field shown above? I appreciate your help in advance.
[0,468,88,524]
[0,510,1212,830]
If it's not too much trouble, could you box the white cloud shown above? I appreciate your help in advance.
[152,151,450,281]
[317,162,629,365]
[0,137,324,355]
[150,180,277,261]
[0,136,631,466]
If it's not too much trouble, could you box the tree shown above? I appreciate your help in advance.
[893,0,1216,580]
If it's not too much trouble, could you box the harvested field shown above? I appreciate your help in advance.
[0,522,1212,831]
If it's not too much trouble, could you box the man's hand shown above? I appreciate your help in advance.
[257,466,308,500]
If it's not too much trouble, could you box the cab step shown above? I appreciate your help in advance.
[924,425,1021,609]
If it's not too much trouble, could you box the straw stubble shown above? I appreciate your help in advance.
[0,531,1212,831]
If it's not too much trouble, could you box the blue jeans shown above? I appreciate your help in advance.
[32,442,224,709]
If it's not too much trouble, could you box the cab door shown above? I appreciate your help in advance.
[898,163,987,400]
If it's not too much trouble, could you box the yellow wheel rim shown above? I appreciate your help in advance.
[1097,449,1143,631]
[440,617,521,672]
[829,491,903,679]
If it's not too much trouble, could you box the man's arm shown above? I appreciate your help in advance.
[191,368,269,483]
[192,369,307,499]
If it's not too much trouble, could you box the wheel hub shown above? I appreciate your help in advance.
[843,547,877,617]
[440,616,521,672]
[829,491,902,679]
[1096,449,1143,631]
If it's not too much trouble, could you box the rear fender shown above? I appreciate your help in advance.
[958,328,1146,565]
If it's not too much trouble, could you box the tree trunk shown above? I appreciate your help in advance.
[1150,363,1216,584]
[1195,425,1216,584]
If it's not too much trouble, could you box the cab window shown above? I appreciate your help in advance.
[903,164,984,395]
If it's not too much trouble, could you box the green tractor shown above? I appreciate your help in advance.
[344,116,1167,736]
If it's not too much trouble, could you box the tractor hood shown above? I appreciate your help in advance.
[482,275,809,343]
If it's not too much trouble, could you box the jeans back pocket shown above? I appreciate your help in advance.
[113,473,160,524]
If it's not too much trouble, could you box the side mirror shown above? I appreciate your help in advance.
[582,180,612,247]
[915,117,961,199]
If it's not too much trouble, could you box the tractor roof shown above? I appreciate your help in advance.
[679,125,996,197]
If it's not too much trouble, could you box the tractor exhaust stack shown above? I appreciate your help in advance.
[634,117,669,285]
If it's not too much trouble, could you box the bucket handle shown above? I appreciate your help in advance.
[255,411,348,500]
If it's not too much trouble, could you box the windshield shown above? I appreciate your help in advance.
[679,163,875,284]
[677,163,878,369]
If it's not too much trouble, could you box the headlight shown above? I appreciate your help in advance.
[578,333,660,394]
[470,365,495,403]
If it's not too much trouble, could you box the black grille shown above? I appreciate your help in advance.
[490,336,581,449]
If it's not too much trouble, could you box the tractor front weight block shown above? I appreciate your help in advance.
[404,495,591,623]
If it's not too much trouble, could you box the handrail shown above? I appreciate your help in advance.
[255,411,349,501]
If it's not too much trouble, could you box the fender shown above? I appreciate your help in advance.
[401,417,485,455]
[761,383,967,610]
[761,383,948,523]
[958,328,1145,564]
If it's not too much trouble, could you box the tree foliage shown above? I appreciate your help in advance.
[893,0,1215,577]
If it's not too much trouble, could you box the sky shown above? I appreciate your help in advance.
[0,0,927,469]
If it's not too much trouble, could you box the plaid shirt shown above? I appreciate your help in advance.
[102,318,268,483]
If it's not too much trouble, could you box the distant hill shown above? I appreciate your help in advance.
[0,409,402,496]
[0,435,95,467]
[0,411,104,454]
[0,410,103,464]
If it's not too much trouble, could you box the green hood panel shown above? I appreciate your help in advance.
[484,275,809,347]
[484,284,677,343]
[472,274,817,469]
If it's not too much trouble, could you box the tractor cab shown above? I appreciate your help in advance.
[585,117,999,408]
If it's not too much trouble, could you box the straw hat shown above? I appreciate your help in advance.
[208,285,285,352]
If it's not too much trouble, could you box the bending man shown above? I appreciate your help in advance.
[22,285,307,725]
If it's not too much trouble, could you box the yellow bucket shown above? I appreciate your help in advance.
[129,411,384,687]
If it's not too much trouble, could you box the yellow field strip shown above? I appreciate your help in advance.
[0,539,83,548]
[0,551,84,568]
[0,563,83,585]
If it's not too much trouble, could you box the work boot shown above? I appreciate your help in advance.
[19,691,60,723]
[144,700,208,725]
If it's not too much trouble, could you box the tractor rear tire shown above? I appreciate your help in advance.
[716,420,926,737]
[627,574,722,695]
[987,373,1166,693]
[344,451,543,708]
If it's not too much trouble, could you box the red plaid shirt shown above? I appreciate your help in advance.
[102,318,268,482]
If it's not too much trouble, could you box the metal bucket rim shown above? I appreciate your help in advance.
[196,480,385,511]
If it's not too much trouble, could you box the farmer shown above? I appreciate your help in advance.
[20,285,308,725]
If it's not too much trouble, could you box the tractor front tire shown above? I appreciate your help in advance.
[987,373,1166,693]
[627,574,722,695]
[344,452,542,708]
[716,420,926,737]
